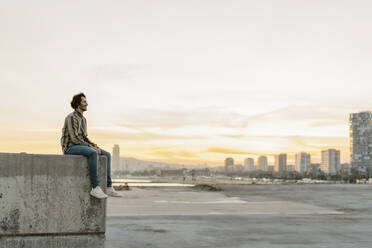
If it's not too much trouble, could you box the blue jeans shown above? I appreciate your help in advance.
[65,145,112,188]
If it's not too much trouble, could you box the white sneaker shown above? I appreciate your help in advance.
[90,186,108,199]
[106,187,122,197]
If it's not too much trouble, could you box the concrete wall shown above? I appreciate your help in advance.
[0,153,107,238]
[0,234,105,248]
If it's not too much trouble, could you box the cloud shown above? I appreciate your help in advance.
[146,150,198,159]
[111,104,350,136]
[90,129,203,142]
[87,64,152,83]
[288,135,349,150]
[207,134,349,155]
[116,106,242,130]
[207,147,271,156]
[236,105,348,128]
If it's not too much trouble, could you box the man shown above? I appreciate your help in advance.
[61,93,121,199]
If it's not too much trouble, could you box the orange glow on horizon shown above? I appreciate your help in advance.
[0,134,350,167]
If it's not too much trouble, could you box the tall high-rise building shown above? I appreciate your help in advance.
[350,111,372,171]
[225,157,234,173]
[244,158,255,171]
[295,152,311,173]
[275,153,287,173]
[321,149,341,174]
[225,157,234,166]
[112,144,120,172]
[258,156,268,171]
[310,163,321,172]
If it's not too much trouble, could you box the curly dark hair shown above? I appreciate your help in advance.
[70,93,86,109]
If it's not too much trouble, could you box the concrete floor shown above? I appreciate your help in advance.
[104,184,372,248]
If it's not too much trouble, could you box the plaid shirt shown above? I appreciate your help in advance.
[60,110,96,153]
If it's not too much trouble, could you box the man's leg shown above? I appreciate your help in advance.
[65,145,99,188]
[100,149,122,197]
[100,149,112,187]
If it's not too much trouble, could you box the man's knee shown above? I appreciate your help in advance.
[87,148,98,157]
[101,150,111,158]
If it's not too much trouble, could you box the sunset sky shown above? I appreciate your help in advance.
[1,0,372,166]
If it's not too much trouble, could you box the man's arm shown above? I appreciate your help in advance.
[66,115,91,147]
[84,136,97,147]
[86,138,101,155]
[82,118,98,147]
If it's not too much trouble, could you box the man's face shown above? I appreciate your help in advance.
[78,97,88,112]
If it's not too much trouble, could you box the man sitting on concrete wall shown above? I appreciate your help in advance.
[61,92,121,199]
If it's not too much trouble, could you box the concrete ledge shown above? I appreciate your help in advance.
[0,234,105,248]
[0,153,107,237]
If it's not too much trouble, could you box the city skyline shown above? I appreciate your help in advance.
[224,149,341,172]
[2,1,372,166]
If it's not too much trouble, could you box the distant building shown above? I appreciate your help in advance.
[310,163,321,172]
[112,144,120,172]
[225,157,234,166]
[258,156,268,171]
[349,111,372,172]
[267,166,274,172]
[341,163,352,175]
[193,168,211,176]
[287,165,295,171]
[244,158,255,171]
[321,149,341,174]
[275,153,287,173]
[160,169,186,177]
[225,157,234,173]
[211,166,226,173]
[295,152,311,173]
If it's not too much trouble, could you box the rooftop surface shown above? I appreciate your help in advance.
[105,184,372,248]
